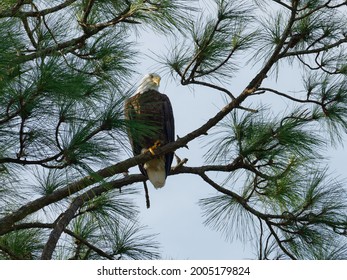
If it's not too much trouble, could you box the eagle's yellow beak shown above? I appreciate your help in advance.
[152,76,161,86]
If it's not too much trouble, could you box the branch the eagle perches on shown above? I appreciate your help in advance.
[0,77,258,238]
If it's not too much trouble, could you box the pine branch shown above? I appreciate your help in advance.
[281,36,347,58]
[248,1,299,91]
[198,172,284,221]
[271,0,293,10]
[1,0,346,260]
[257,217,264,260]
[196,171,300,259]
[194,47,238,79]
[184,16,225,81]
[0,3,296,234]
[21,16,38,48]
[81,0,96,24]
[0,0,78,18]
[265,220,297,260]
[0,173,143,236]
[0,152,64,166]
[184,79,235,99]
[295,0,347,21]
[0,157,259,237]
[256,87,322,106]
[41,195,85,259]
[15,3,134,63]
[0,244,21,260]
[0,120,109,168]
[10,222,114,260]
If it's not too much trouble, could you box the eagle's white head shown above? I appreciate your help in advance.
[136,73,161,94]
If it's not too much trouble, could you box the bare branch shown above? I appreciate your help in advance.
[271,0,293,11]
[282,37,347,58]
[21,16,38,48]
[265,220,297,260]
[256,87,322,106]
[81,0,96,24]
[183,79,235,99]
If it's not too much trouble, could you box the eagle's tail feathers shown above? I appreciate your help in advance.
[144,157,166,188]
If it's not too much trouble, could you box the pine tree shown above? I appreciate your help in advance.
[0,0,347,260]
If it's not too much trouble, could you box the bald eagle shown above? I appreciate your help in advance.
[125,73,175,188]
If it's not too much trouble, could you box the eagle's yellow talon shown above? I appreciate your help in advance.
[148,140,161,155]
[148,147,156,155]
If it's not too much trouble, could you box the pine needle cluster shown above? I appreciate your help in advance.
[0,0,192,260]
[1,0,347,260]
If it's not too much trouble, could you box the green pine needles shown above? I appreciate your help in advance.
[1,0,347,260]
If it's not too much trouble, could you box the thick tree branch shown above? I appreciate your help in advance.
[0,154,261,237]
[41,196,85,259]
[0,173,143,236]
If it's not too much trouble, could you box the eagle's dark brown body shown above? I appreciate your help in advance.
[125,89,175,187]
